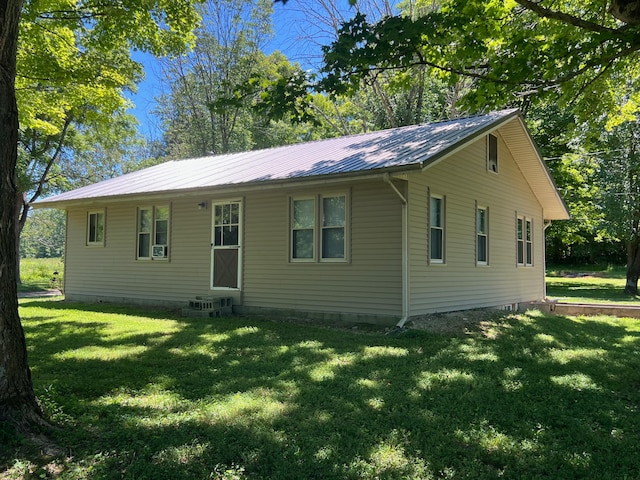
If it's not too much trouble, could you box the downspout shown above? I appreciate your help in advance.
[543,220,552,299]
[382,173,409,328]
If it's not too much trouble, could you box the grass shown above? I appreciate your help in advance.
[2,299,640,479]
[18,258,64,293]
[546,264,640,305]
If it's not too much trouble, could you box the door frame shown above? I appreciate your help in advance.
[210,198,243,291]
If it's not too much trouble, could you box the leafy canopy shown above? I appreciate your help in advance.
[320,0,640,124]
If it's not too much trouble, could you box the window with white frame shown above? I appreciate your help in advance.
[322,195,346,259]
[430,194,445,263]
[488,133,498,173]
[525,218,533,265]
[291,193,347,262]
[516,215,533,266]
[87,210,105,246]
[137,205,170,260]
[292,198,315,260]
[476,206,488,265]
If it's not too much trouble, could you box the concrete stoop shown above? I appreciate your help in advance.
[552,302,640,318]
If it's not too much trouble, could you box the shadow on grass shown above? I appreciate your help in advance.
[11,300,640,479]
[546,278,640,304]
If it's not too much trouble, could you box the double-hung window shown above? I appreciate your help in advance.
[516,215,533,266]
[429,194,445,263]
[292,198,315,260]
[137,205,170,260]
[476,206,488,265]
[291,194,347,262]
[87,210,105,246]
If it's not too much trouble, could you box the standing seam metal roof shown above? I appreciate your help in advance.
[38,109,522,205]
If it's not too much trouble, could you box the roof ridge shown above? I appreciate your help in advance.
[173,108,520,164]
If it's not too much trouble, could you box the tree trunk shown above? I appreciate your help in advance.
[14,192,26,284]
[624,235,640,295]
[0,0,45,430]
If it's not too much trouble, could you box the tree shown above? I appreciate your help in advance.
[1,0,200,432]
[595,119,640,293]
[14,110,144,283]
[20,208,65,259]
[12,0,170,284]
[320,0,640,125]
[156,0,275,157]
[0,0,42,432]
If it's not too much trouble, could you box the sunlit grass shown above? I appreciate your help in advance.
[545,272,640,304]
[4,299,640,479]
[18,257,64,292]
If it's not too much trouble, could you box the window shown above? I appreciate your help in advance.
[137,206,170,260]
[87,211,105,246]
[292,198,315,260]
[488,134,498,173]
[477,206,488,265]
[213,202,240,247]
[291,194,347,262]
[517,215,533,266]
[525,218,533,266]
[430,194,445,263]
[322,195,346,259]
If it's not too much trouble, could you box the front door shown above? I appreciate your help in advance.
[211,200,242,290]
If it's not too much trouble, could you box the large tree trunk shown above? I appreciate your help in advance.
[14,192,27,284]
[0,0,45,430]
[624,235,640,295]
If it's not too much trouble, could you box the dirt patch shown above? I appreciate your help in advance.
[406,308,516,336]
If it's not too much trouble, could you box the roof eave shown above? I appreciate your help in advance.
[33,164,422,209]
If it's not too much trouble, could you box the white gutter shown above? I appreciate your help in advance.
[383,173,410,328]
[543,219,552,299]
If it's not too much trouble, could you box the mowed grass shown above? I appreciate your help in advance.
[546,265,640,304]
[3,300,640,479]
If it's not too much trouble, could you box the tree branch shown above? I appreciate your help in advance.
[514,0,623,35]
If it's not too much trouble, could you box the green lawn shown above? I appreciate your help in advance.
[3,299,640,479]
[546,265,640,304]
[18,257,64,292]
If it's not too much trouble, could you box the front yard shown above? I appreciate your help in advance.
[2,299,640,479]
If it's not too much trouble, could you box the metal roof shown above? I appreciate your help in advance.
[34,108,568,219]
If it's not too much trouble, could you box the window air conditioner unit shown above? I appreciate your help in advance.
[152,244,167,259]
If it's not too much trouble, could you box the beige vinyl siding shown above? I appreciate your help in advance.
[65,199,217,305]
[408,131,546,314]
[242,180,403,316]
[64,179,403,317]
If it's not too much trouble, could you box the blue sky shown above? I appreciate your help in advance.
[128,2,356,139]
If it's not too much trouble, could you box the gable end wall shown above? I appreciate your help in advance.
[408,131,546,315]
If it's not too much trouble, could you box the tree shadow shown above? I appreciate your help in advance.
[13,301,640,479]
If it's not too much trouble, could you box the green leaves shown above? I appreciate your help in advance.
[321,0,640,123]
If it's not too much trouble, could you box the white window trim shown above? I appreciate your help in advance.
[516,214,533,267]
[525,218,533,266]
[137,205,170,261]
[429,193,445,265]
[86,210,105,246]
[290,196,316,263]
[476,205,488,266]
[289,192,349,263]
[320,193,348,263]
